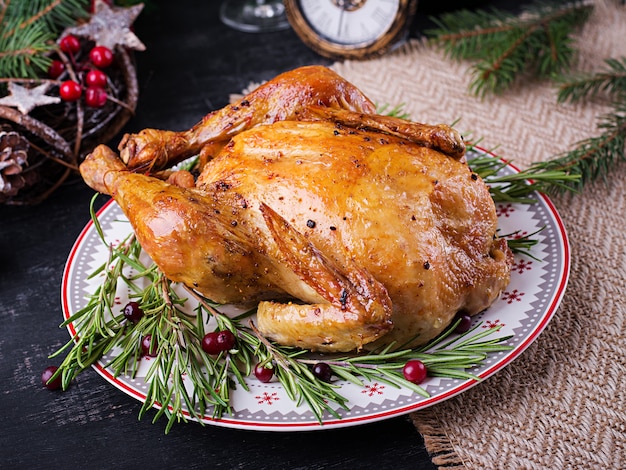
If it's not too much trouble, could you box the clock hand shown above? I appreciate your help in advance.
[337,8,345,39]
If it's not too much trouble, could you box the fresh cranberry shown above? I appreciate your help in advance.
[85,69,107,88]
[254,363,274,383]
[141,334,158,357]
[312,362,333,382]
[201,330,235,355]
[402,360,427,384]
[59,34,81,54]
[89,46,114,68]
[59,80,82,101]
[48,60,66,79]
[454,314,473,333]
[41,366,62,390]
[123,301,143,323]
[85,87,107,107]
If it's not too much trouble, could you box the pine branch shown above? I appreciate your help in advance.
[539,108,626,190]
[0,21,54,78]
[427,1,592,96]
[0,0,88,78]
[557,57,626,103]
[549,57,626,189]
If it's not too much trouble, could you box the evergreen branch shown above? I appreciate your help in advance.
[2,0,88,39]
[0,21,54,78]
[427,1,592,96]
[538,109,626,190]
[557,57,626,103]
[0,0,88,78]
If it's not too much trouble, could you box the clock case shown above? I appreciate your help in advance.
[284,0,418,60]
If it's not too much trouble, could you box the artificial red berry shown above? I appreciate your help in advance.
[254,363,274,383]
[402,359,427,384]
[312,362,333,382]
[59,80,82,101]
[141,334,158,357]
[85,87,107,107]
[59,34,81,54]
[454,314,473,333]
[85,69,107,88]
[48,60,66,79]
[41,366,62,390]
[122,301,143,323]
[201,330,235,355]
[89,46,114,68]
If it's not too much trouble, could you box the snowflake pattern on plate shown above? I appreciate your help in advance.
[61,150,570,431]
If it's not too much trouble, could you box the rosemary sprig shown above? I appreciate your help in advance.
[50,193,517,429]
[499,228,543,261]
[467,153,581,202]
[377,102,411,119]
[304,322,512,396]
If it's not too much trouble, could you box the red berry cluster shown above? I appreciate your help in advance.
[49,34,115,108]
[201,330,236,355]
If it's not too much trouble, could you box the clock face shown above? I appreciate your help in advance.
[298,0,402,47]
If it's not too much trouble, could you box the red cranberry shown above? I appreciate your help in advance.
[454,314,473,333]
[123,301,143,323]
[59,80,82,101]
[48,60,65,79]
[201,330,235,355]
[85,87,107,107]
[141,334,158,357]
[85,69,107,88]
[312,362,333,382]
[59,34,81,54]
[89,46,114,68]
[254,363,274,383]
[402,360,427,384]
[41,366,62,390]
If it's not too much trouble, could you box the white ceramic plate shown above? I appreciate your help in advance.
[61,154,570,431]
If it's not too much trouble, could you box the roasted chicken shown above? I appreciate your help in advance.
[80,66,512,352]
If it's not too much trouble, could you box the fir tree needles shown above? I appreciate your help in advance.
[0,0,89,79]
[426,1,592,96]
[545,57,626,190]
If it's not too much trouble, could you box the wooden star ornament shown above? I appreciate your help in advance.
[0,82,61,115]
[63,1,146,51]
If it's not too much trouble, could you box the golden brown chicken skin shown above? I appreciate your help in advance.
[80,66,512,352]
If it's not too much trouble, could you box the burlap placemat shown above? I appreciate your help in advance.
[330,2,625,468]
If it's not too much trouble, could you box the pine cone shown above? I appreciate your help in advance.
[0,129,33,201]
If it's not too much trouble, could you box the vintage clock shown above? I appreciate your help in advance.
[284,0,418,60]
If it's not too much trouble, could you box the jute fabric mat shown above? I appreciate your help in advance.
[330,2,625,469]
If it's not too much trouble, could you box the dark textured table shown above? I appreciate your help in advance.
[0,1,521,468]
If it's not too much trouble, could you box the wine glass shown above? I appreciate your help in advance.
[220,0,291,33]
